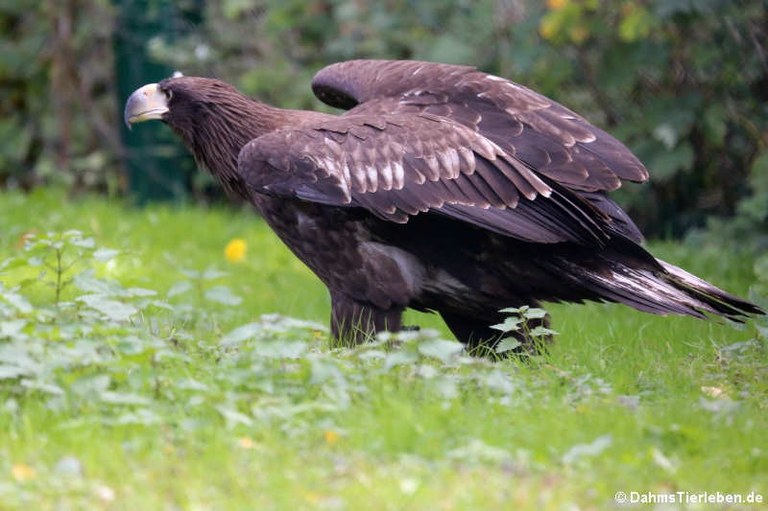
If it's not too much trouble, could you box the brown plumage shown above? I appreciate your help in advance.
[124,59,762,349]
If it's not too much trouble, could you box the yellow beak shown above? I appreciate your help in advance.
[124,83,169,128]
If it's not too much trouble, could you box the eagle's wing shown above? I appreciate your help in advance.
[238,113,616,245]
[311,59,648,193]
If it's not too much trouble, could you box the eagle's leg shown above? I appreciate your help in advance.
[439,310,553,355]
[330,291,404,346]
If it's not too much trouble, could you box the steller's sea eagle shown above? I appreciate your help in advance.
[124,59,762,350]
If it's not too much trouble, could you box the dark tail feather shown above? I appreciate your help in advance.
[544,229,765,321]
[656,260,764,322]
[566,256,764,322]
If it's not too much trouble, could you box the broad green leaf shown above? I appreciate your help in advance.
[417,339,464,362]
[0,343,40,374]
[491,317,523,333]
[647,143,695,181]
[204,286,242,306]
[495,338,522,354]
[0,365,29,379]
[561,434,613,465]
[68,235,95,249]
[123,287,157,298]
[21,379,65,395]
[529,326,558,338]
[251,340,308,359]
[74,271,121,295]
[522,308,548,320]
[220,322,263,347]
[384,350,419,371]
[652,123,678,149]
[77,295,138,322]
[167,280,193,298]
[93,248,120,262]
[1,291,32,314]
[216,405,254,428]
[113,409,162,425]
[71,374,112,396]
[201,267,228,280]
[100,392,151,406]
[0,319,27,338]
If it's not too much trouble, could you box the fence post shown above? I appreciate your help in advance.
[113,0,201,203]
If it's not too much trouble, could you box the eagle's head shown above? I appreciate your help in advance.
[124,75,246,131]
[124,75,268,197]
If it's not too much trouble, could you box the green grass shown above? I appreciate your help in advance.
[0,188,766,510]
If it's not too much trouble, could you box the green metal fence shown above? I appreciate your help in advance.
[113,0,202,203]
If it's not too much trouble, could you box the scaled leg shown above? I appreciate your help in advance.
[330,291,403,345]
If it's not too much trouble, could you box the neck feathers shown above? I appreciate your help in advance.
[172,93,295,198]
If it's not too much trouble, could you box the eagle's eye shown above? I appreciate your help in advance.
[162,88,173,102]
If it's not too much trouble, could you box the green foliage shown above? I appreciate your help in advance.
[15,230,116,305]
[529,0,768,241]
[0,0,120,192]
[0,231,169,405]
[0,190,766,508]
[0,190,768,510]
[492,306,559,354]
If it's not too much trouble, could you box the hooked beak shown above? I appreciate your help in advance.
[124,83,169,129]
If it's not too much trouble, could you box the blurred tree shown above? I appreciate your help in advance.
[1,0,766,246]
[0,2,48,190]
[145,0,766,242]
[0,0,121,193]
[532,0,768,245]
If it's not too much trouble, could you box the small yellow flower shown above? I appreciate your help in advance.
[11,463,36,482]
[238,436,256,449]
[323,430,340,446]
[305,492,323,504]
[224,238,247,263]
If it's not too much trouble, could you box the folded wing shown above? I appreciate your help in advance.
[238,113,616,245]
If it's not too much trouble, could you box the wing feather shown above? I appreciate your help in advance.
[239,114,613,245]
[311,59,649,193]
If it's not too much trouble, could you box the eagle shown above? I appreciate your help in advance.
[124,59,762,350]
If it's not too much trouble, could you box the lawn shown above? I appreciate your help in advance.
[0,188,766,510]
